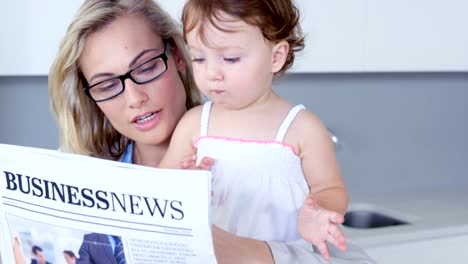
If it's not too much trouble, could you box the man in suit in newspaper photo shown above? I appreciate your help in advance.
[76,233,126,264]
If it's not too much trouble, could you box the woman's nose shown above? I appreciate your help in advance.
[124,79,148,108]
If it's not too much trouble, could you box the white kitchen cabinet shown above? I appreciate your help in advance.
[0,0,185,76]
[0,1,83,75]
[292,0,367,73]
[1,0,467,75]
[366,234,468,264]
[291,0,468,72]
[364,0,468,72]
[158,0,185,21]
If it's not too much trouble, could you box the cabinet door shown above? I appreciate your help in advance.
[158,0,186,21]
[4,1,466,75]
[365,0,468,71]
[0,1,83,75]
[0,0,188,76]
[292,0,367,73]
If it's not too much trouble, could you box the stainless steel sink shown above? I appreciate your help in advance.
[343,210,409,229]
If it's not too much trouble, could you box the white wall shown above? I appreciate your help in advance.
[1,73,467,198]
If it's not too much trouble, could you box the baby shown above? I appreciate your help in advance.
[161,0,348,259]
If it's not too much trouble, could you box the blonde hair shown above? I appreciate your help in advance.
[49,0,201,160]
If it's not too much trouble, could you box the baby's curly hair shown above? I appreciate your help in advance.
[182,0,305,75]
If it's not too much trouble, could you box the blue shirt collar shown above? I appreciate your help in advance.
[120,141,133,164]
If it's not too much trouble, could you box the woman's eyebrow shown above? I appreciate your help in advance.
[90,72,114,83]
[89,48,163,82]
[128,48,160,68]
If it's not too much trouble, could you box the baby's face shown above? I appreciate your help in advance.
[185,12,277,110]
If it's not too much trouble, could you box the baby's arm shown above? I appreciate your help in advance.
[294,111,349,212]
[159,106,203,169]
[293,110,349,259]
[297,111,348,214]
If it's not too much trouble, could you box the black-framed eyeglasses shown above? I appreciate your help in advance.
[83,42,170,102]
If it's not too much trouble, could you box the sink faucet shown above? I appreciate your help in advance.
[327,127,341,151]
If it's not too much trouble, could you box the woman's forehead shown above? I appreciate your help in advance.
[86,14,163,51]
[80,14,164,76]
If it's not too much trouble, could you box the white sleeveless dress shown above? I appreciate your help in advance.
[194,101,309,241]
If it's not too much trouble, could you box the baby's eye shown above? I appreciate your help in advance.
[224,57,240,63]
[192,58,205,63]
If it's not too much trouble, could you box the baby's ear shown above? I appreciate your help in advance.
[271,40,289,73]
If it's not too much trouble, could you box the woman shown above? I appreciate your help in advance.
[48,0,199,165]
[49,0,374,263]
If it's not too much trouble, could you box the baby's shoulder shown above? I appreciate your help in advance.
[290,108,328,139]
[295,108,324,129]
[170,105,207,143]
[182,105,204,120]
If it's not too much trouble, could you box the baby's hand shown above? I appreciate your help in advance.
[298,195,347,260]
[180,154,215,198]
[180,154,214,171]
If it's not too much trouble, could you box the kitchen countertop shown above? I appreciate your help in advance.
[342,189,468,248]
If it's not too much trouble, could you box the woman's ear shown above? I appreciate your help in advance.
[271,40,289,73]
[173,46,186,71]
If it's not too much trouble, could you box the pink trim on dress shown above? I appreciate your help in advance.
[193,135,299,156]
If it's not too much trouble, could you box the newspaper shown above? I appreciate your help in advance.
[0,143,216,264]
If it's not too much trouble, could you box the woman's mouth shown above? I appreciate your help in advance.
[132,111,161,131]
[135,112,157,124]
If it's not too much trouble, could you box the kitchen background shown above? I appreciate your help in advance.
[1,73,467,199]
[1,0,467,263]
[1,0,467,199]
